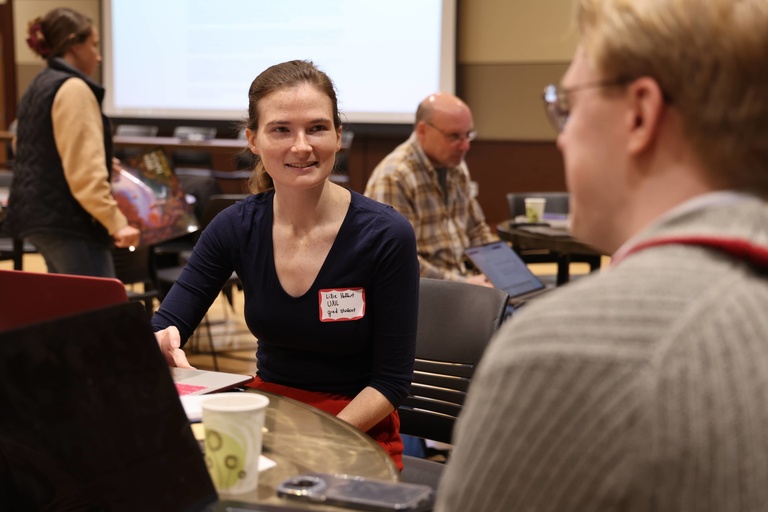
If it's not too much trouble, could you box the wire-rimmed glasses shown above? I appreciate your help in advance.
[543,79,632,132]
[425,122,477,144]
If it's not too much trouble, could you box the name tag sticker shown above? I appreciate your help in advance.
[319,288,365,322]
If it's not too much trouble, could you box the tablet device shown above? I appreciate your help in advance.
[464,241,550,306]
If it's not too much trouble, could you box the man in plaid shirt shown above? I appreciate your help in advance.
[365,93,496,287]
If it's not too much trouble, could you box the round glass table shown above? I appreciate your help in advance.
[193,389,399,509]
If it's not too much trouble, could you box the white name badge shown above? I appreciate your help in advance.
[318,288,366,322]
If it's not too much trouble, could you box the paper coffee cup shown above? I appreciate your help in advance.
[524,197,546,223]
[202,392,269,495]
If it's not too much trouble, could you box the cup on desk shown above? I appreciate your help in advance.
[525,197,546,223]
[202,392,269,495]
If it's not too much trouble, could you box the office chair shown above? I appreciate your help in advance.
[330,131,354,186]
[172,126,217,171]
[0,170,37,270]
[154,193,247,295]
[111,245,161,318]
[398,278,509,507]
[506,191,570,220]
[2,119,16,170]
[115,124,159,137]
[113,124,159,161]
[505,191,601,278]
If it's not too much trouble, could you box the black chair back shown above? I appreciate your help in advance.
[113,125,159,161]
[115,124,159,137]
[506,191,569,219]
[398,278,509,444]
[172,126,217,169]
[111,245,159,317]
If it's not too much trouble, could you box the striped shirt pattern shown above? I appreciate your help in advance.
[436,197,768,511]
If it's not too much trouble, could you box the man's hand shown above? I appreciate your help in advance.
[154,326,194,368]
[465,273,494,288]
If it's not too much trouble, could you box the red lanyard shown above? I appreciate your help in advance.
[613,236,768,270]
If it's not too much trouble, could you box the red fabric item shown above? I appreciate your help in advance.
[613,235,768,269]
[246,376,403,471]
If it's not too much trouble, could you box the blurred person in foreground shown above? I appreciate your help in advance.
[3,7,139,277]
[436,0,768,510]
[152,60,419,470]
[365,93,496,287]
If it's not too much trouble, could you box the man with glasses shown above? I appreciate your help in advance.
[365,92,496,287]
[435,0,768,510]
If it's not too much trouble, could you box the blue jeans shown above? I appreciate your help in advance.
[26,232,115,278]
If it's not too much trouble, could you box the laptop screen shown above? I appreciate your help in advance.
[464,241,546,298]
[0,302,217,511]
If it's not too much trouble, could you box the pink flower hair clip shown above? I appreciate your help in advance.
[26,21,51,58]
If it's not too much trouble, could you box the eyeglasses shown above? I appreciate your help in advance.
[543,78,631,132]
[425,122,477,144]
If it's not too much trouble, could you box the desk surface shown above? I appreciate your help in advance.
[1,132,246,151]
[497,220,601,256]
[198,389,399,508]
[113,134,248,152]
[497,220,604,285]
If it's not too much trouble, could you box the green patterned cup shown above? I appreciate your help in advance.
[525,197,546,223]
[201,392,269,495]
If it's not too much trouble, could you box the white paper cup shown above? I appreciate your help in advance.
[201,392,269,495]
[524,197,546,223]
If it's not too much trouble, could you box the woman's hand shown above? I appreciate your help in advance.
[113,225,141,249]
[154,326,194,368]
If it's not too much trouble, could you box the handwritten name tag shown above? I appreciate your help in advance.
[318,288,365,322]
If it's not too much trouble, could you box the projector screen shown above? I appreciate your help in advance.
[101,0,456,125]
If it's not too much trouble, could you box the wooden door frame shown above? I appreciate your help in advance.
[0,0,17,131]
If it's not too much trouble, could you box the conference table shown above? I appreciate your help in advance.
[496,220,604,285]
[0,132,247,153]
[113,134,248,153]
[192,389,399,509]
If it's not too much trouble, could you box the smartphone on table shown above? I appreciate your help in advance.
[276,472,433,511]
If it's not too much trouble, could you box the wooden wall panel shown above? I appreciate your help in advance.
[465,140,565,225]
[342,136,565,227]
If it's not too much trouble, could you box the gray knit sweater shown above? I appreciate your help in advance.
[435,195,768,511]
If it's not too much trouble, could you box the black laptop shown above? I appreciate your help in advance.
[0,302,301,512]
[465,240,553,309]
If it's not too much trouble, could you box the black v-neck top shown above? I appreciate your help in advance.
[153,190,419,407]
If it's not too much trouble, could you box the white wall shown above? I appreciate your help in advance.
[12,0,578,140]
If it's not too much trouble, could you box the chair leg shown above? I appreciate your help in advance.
[200,314,219,371]
[556,254,571,286]
[143,297,155,318]
[13,238,24,270]
[588,254,602,272]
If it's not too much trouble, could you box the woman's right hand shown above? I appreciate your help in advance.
[113,225,141,249]
[154,326,194,368]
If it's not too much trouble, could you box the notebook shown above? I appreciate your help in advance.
[464,240,552,307]
[0,301,299,512]
[173,366,253,396]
